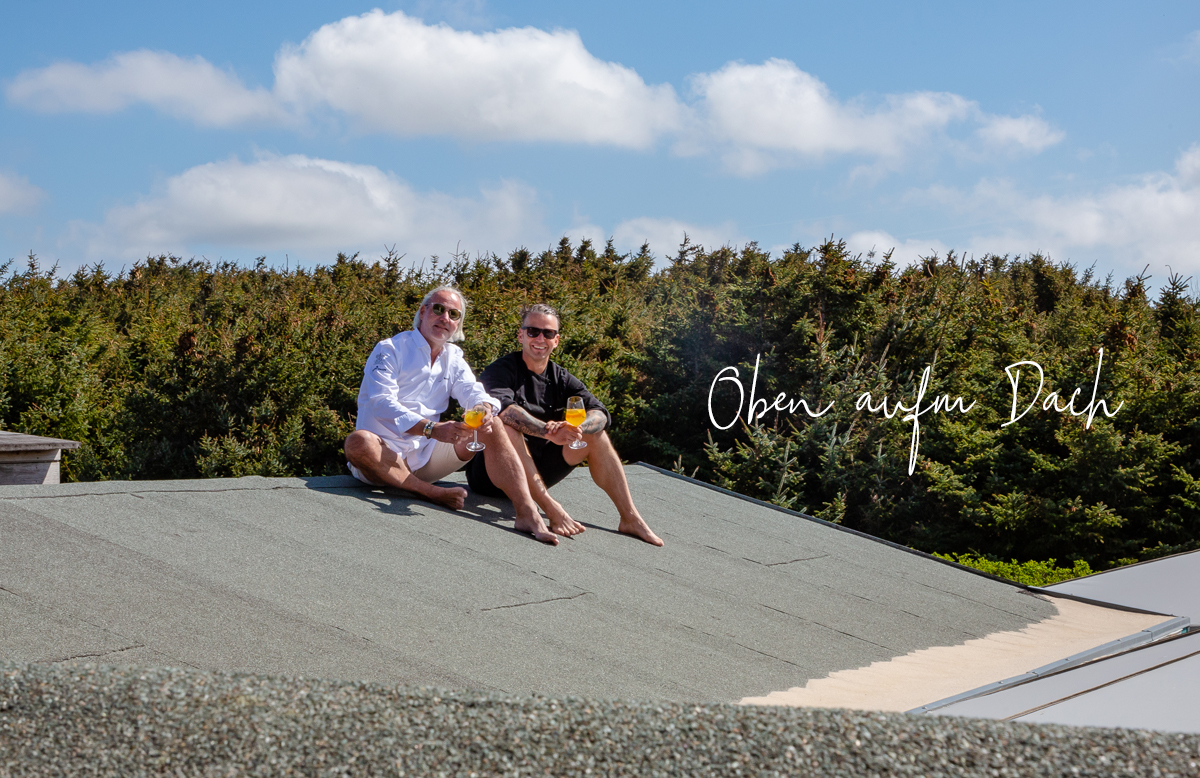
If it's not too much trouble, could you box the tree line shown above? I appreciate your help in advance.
[3,237,1197,570]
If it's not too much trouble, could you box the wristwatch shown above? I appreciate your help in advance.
[423,420,435,439]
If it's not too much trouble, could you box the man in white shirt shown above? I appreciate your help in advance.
[344,285,559,544]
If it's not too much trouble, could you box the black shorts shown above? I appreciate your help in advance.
[465,435,576,498]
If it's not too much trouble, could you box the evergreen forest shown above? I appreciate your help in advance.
[4,237,1198,572]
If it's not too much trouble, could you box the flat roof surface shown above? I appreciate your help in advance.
[1,465,1069,703]
[1044,549,1200,622]
[931,630,1200,733]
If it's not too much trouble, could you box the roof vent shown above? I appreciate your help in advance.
[0,432,82,485]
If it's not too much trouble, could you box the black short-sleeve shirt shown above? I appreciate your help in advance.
[479,352,611,430]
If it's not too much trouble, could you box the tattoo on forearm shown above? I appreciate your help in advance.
[579,410,606,434]
[500,405,548,437]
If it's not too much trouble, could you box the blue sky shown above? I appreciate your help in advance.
[3,1,1199,283]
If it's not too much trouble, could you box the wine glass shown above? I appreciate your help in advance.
[564,396,587,450]
[463,408,486,452]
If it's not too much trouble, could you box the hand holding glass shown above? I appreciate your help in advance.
[463,409,486,452]
[564,396,587,449]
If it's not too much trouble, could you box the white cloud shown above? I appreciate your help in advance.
[690,59,969,169]
[70,154,750,269]
[79,154,542,261]
[1176,143,1200,185]
[685,59,1062,174]
[272,10,682,147]
[1183,30,1200,62]
[977,114,1065,153]
[894,145,1200,277]
[0,172,45,214]
[844,230,951,268]
[7,11,680,147]
[6,12,1060,175]
[6,50,286,127]
[611,216,744,261]
[560,222,608,248]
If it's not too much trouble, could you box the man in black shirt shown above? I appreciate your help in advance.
[466,304,663,546]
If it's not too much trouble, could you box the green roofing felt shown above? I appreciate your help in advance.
[0,465,1056,703]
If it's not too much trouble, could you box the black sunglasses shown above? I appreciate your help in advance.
[428,302,462,321]
[522,326,559,339]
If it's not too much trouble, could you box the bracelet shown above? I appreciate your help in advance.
[423,420,435,439]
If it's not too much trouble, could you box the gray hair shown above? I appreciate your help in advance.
[520,303,560,329]
[413,285,468,343]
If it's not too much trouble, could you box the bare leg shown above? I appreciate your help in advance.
[475,418,558,545]
[501,426,586,537]
[344,430,466,510]
[564,431,663,546]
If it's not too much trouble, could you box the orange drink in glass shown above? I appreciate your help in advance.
[464,409,485,452]
[565,396,587,449]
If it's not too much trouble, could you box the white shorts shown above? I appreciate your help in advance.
[347,439,471,486]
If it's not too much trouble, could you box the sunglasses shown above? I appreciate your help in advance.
[428,302,462,321]
[522,326,559,340]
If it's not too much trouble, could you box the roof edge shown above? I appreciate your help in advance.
[1042,547,1200,589]
[909,616,1193,715]
[0,474,367,500]
[1026,586,1180,617]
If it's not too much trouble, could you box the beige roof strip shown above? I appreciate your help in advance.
[741,596,1170,712]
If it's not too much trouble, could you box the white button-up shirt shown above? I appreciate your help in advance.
[355,329,499,471]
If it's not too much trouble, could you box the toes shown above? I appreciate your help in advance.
[620,522,664,546]
[516,518,559,545]
[550,516,586,536]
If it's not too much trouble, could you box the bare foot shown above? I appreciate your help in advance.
[426,485,467,510]
[546,508,586,537]
[618,514,664,546]
[514,513,559,545]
